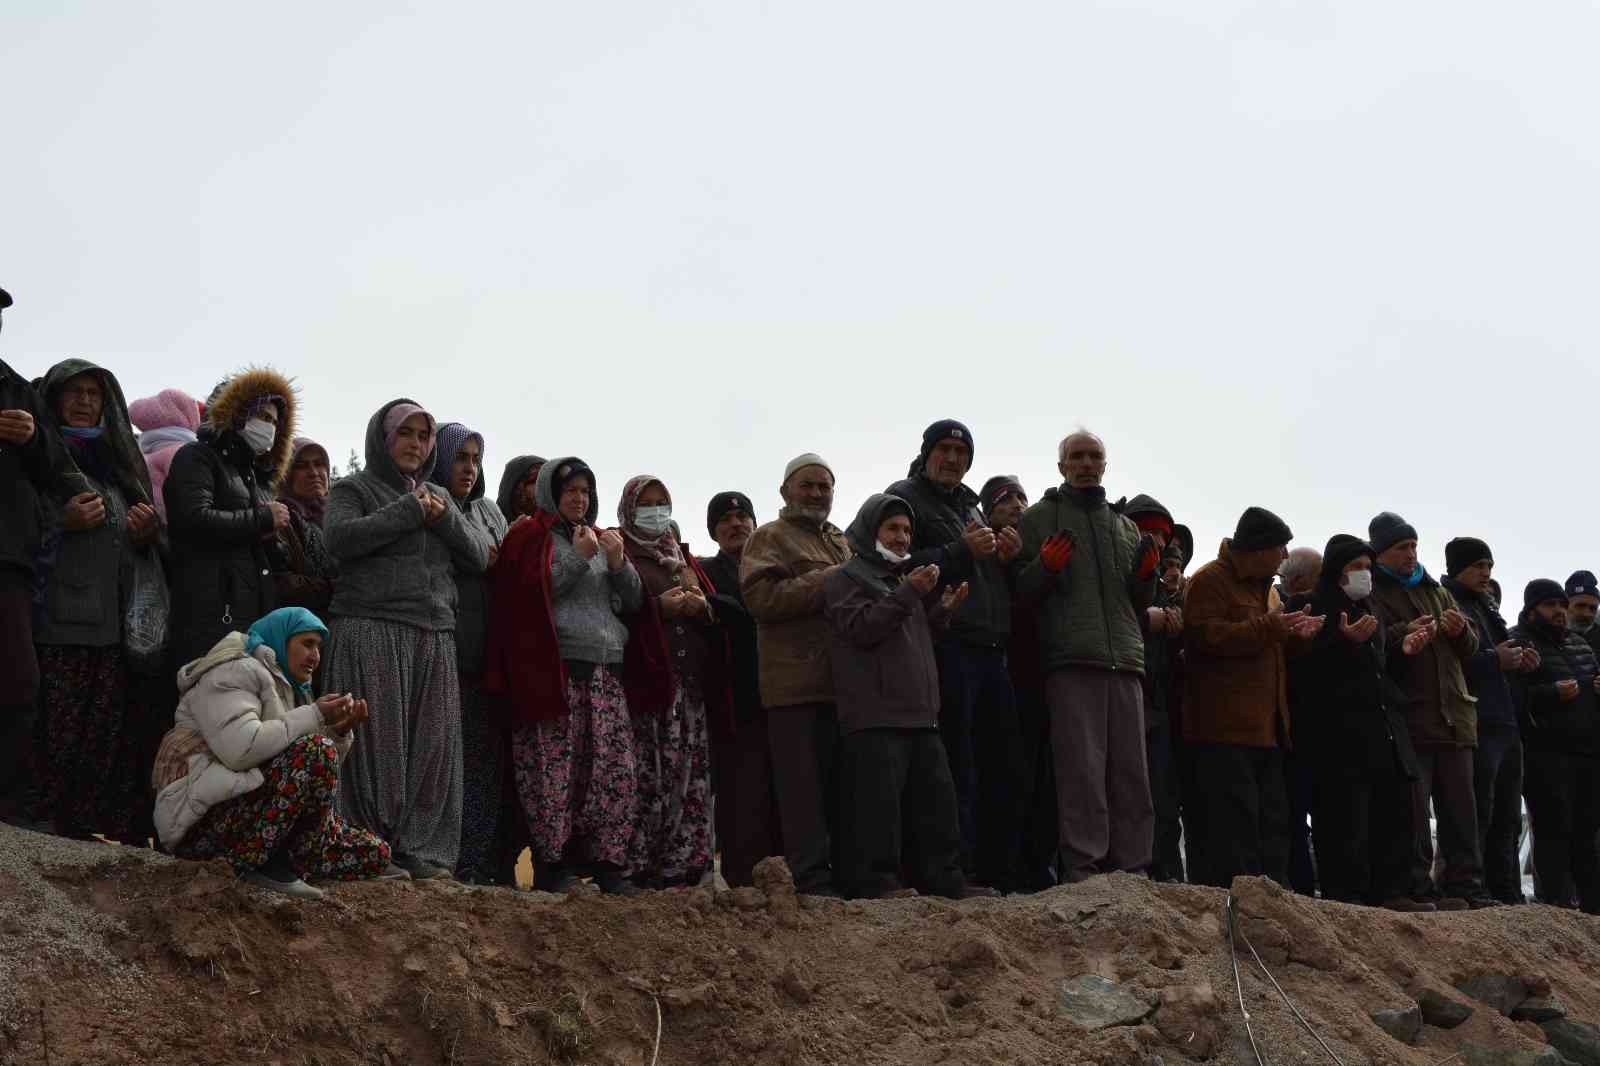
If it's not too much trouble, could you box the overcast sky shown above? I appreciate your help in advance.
[4,2,1597,607]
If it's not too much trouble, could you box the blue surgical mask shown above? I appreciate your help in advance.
[634,505,673,536]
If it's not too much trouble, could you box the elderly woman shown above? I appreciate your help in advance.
[428,422,507,883]
[30,359,162,841]
[274,437,337,614]
[165,369,297,667]
[323,399,489,880]
[153,607,397,898]
[487,457,645,895]
[617,475,725,889]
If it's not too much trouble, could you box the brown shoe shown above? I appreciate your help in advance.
[1381,897,1437,913]
[1434,897,1470,911]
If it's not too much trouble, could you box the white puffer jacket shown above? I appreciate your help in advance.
[153,632,350,848]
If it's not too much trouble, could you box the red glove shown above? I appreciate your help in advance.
[1040,532,1075,574]
[1134,535,1161,581]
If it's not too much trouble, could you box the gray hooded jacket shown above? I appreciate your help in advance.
[325,398,492,632]
[536,455,643,665]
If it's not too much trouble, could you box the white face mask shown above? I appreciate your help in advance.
[240,417,277,456]
[876,541,911,565]
[634,505,673,536]
[1342,569,1374,600]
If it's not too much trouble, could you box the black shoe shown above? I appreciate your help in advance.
[596,870,644,897]
[534,863,580,893]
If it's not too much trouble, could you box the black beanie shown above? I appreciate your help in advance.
[1231,507,1293,552]
[913,418,975,476]
[1368,511,1419,554]
[1444,537,1493,578]
[1524,578,1568,613]
[705,490,756,538]
[979,475,1025,516]
[1567,570,1600,602]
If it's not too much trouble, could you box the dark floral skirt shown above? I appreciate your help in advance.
[31,644,144,841]
[176,735,391,880]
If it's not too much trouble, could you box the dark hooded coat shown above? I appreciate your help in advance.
[496,454,546,524]
[325,399,491,633]
[32,359,158,648]
[824,494,951,734]
[165,368,296,665]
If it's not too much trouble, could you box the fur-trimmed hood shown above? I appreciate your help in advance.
[204,367,297,487]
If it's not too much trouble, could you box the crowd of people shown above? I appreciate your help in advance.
[3,283,1599,910]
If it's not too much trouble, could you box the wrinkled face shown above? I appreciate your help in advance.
[923,439,971,489]
[988,492,1027,531]
[389,414,432,474]
[1161,557,1185,592]
[1058,434,1106,488]
[780,465,834,520]
[635,481,669,508]
[1376,539,1419,577]
[1456,558,1493,594]
[289,447,330,500]
[1570,594,1600,630]
[284,631,322,683]
[1534,600,1570,630]
[448,438,482,500]
[515,465,543,517]
[58,372,105,429]
[714,509,755,556]
[558,475,592,525]
[878,513,913,555]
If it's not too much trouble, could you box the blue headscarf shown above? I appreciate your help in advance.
[245,607,329,701]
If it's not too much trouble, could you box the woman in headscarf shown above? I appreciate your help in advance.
[428,422,508,883]
[323,399,490,880]
[165,369,297,667]
[486,457,647,894]
[29,359,162,841]
[128,387,201,525]
[153,607,399,898]
[616,475,726,889]
[274,437,337,614]
[496,454,546,524]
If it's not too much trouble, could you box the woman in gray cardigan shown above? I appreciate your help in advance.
[323,398,493,880]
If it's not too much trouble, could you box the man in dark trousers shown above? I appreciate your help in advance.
[1443,537,1537,903]
[701,490,782,887]
[0,286,92,824]
[887,420,1023,890]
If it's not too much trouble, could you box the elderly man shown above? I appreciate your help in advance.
[1276,544,1324,896]
[1277,547,1322,603]
[887,420,1023,889]
[0,287,90,825]
[1183,507,1323,886]
[1567,571,1600,657]
[1367,511,1492,909]
[740,455,851,896]
[1016,430,1162,881]
[1443,538,1536,903]
[1511,579,1600,911]
[701,490,781,888]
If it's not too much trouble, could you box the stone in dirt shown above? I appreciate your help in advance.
[752,857,801,928]
[1458,973,1531,1016]
[1417,986,1475,1028]
[1510,997,1569,1023]
[1057,974,1154,1031]
[1152,981,1220,1059]
[1542,1018,1600,1065]
[1369,1003,1423,1044]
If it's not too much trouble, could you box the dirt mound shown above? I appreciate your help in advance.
[6,832,1600,1065]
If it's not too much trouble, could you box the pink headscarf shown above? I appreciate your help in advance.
[618,474,685,574]
[382,403,436,490]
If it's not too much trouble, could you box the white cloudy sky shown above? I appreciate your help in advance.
[4,2,1597,607]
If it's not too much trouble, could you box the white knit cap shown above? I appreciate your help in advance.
[783,452,834,485]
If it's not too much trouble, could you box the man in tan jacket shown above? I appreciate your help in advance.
[740,453,851,895]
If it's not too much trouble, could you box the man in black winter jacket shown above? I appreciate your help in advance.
[1443,538,1537,903]
[887,419,1024,889]
[1510,579,1600,912]
[0,287,91,822]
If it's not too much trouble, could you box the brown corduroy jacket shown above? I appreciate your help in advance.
[1181,540,1310,748]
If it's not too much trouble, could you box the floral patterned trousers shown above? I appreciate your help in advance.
[176,735,391,880]
[628,673,714,884]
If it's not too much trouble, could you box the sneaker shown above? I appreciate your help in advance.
[1380,897,1437,913]
[374,863,413,881]
[243,854,325,900]
[1434,897,1470,911]
[393,854,451,880]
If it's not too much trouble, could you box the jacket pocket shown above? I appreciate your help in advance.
[48,575,104,626]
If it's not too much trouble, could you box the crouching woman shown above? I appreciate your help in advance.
[152,607,397,899]
[825,494,989,900]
